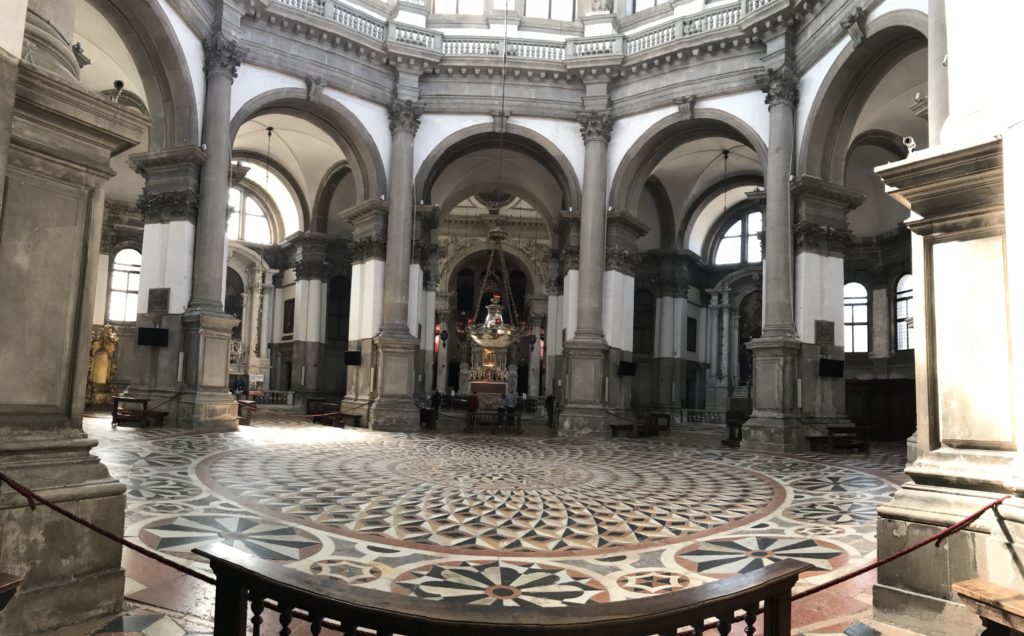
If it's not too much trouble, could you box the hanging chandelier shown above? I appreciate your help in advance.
[464,224,524,349]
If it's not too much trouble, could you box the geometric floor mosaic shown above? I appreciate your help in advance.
[84,411,908,631]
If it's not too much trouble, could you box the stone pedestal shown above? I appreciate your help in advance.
[178,311,238,429]
[0,63,147,634]
[369,332,420,430]
[559,338,607,437]
[872,138,1021,635]
[741,337,803,452]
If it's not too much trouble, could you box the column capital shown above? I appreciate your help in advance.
[577,110,613,144]
[203,32,243,80]
[559,245,580,272]
[293,259,332,281]
[605,246,640,276]
[389,99,423,135]
[758,65,799,108]
[793,220,850,258]
[137,190,200,224]
[353,236,388,262]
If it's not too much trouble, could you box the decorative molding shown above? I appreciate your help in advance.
[353,236,388,262]
[577,110,612,144]
[757,64,798,108]
[271,271,285,288]
[605,245,640,276]
[651,276,688,298]
[293,259,333,281]
[137,190,200,224]
[305,75,325,101]
[545,275,564,296]
[389,99,424,135]
[791,175,865,211]
[673,95,696,120]
[559,245,580,271]
[813,319,835,346]
[793,220,850,258]
[148,288,171,313]
[203,32,244,79]
[840,7,867,47]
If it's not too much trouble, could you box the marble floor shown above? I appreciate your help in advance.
[80,410,911,635]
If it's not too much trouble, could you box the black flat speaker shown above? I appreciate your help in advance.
[137,327,169,347]
[818,358,845,378]
[617,361,638,376]
[344,350,362,366]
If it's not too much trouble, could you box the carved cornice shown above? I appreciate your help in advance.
[577,110,612,144]
[137,190,200,224]
[791,175,865,210]
[793,220,850,258]
[605,246,640,276]
[840,7,867,47]
[203,32,243,79]
[389,99,423,135]
[650,276,688,298]
[353,236,388,262]
[758,64,798,108]
[545,275,564,296]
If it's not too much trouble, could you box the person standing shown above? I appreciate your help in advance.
[465,391,479,432]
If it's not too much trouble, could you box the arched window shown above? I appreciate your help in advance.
[228,186,273,244]
[713,210,763,265]
[108,248,141,322]
[633,289,655,355]
[843,282,869,353]
[895,274,914,351]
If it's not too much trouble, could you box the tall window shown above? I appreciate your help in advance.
[525,0,574,20]
[228,187,273,244]
[843,282,869,353]
[631,0,670,14]
[433,0,484,14]
[633,289,655,355]
[895,274,914,350]
[714,210,763,265]
[108,248,141,322]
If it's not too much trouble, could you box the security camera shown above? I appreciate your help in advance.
[112,79,125,103]
[902,136,916,153]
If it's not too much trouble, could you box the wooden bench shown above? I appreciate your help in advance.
[826,426,871,453]
[610,421,637,438]
[954,578,1024,635]
[196,541,809,636]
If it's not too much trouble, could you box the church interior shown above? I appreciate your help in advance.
[1,0,1023,634]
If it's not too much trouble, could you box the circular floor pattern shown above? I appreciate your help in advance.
[199,436,782,555]
[674,535,848,579]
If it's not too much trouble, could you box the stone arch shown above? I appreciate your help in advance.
[229,89,387,203]
[312,161,354,233]
[439,241,544,302]
[798,10,928,182]
[227,242,272,285]
[608,108,769,217]
[415,123,582,217]
[436,182,556,243]
[85,0,200,149]
[232,149,312,232]
[643,176,675,250]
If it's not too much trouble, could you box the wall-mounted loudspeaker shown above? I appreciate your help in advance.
[344,350,362,366]
[818,358,845,378]
[137,327,169,347]
[617,361,638,376]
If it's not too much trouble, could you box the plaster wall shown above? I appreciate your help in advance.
[414,113,492,180]
[349,261,364,340]
[139,220,195,314]
[698,91,769,154]
[360,258,385,339]
[796,40,843,158]
[156,0,204,138]
[794,251,844,345]
[606,106,674,198]
[602,270,634,351]
[93,253,109,325]
[0,0,26,57]
[563,269,579,341]
[509,116,585,190]
[323,87,392,181]
[231,65,304,121]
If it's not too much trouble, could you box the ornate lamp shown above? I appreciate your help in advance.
[465,225,523,348]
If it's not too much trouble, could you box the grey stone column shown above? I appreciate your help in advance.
[742,65,803,452]
[380,99,421,335]
[23,0,78,79]
[928,0,948,146]
[190,33,242,312]
[559,111,612,437]
[369,100,422,429]
[0,62,147,634]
